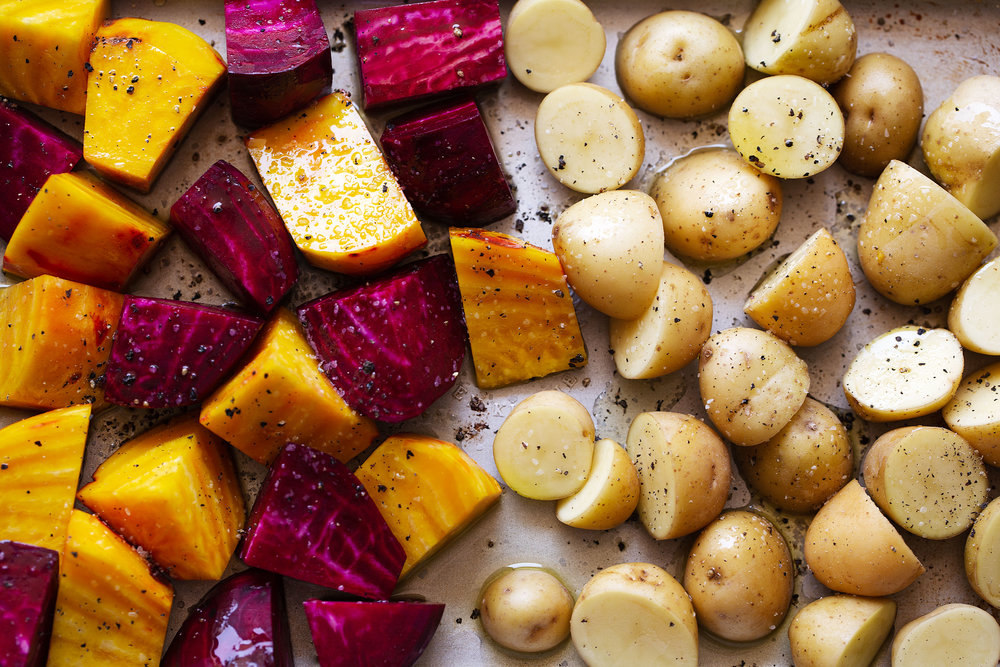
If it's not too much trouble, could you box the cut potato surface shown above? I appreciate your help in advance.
[505,0,605,93]
[571,562,697,666]
[862,426,987,540]
[943,361,1000,466]
[965,496,1000,608]
[534,82,644,194]
[493,391,595,501]
[556,438,640,531]
[479,567,574,653]
[949,257,1000,355]
[891,603,1000,667]
[788,595,896,667]
[843,326,963,422]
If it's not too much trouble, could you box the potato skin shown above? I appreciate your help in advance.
[480,568,574,653]
[788,595,897,667]
[833,53,923,177]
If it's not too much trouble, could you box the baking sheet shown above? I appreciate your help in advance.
[3,0,1000,664]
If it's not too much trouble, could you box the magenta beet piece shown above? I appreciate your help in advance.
[240,443,405,599]
[0,99,83,241]
[170,160,298,315]
[353,0,506,109]
[104,296,264,409]
[225,0,333,127]
[162,569,293,667]
[0,541,59,667]
[304,600,445,667]
[296,254,467,422]
[380,98,514,226]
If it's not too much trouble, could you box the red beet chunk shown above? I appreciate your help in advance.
[240,443,405,600]
[104,296,264,409]
[381,98,515,226]
[170,160,298,315]
[0,99,83,241]
[296,254,467,422]
[0,541,59,667]
[162,569,293,667]
[353,0,506,109]
[304,599,445,667]
[225,0,333,127]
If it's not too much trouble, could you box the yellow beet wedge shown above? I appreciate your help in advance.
[3,171,171,291]
[48,509,173,666]
[200,309,378,465]
[449,227,587,388]
[84,18,225,192]
[0,275,123,411]
[77,416,245,580]
[0,404,90,552]
[356,433,502,578]
[0,0,109,114]
[246,91,426,275]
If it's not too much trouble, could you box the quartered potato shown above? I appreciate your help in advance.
[683,510,794,642]
[534,82,644,194]
[788,595,897,667]
[949,257,1000,355]
[571,562,698,667]
[943,361,1000,466]
[744,227,855,347]
[965,496,1000,609]
[733,397,853,514]
[843,326,963,422]
[857,160,997,305]
[728,75,845,179]
[699,327,810,446]
[504,0,605,94]
[742,0,857,85]
[651,148,782,262]
[552,190,664,320]
[862,426,987,540]
[609,261,713,379]
[493,391,596,501]
[891,604,1000,667]
[615,10,744,119]
[922,75,1000,221]
[556,438,640,531]
[804,480,924,597]
[625,412,730,540]
[479,567,574,653]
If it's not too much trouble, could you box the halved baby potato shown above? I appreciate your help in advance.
[556,438,640,531]
[862,426,987,540]
[949,257,1000,355]
[842,326,963,422]
[744,227,855,347]
[891,604,1000,667]
[943,361,1000,466]
[788,595,897,667]
[965,496,1000,609]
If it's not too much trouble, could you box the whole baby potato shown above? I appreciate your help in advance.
[833,53,923,177]
[615,10,744,119]
[480,567,574,653]
[552,190,664,320]
[651,148,782,262]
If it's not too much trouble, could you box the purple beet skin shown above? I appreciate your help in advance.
[104,296,264,409]
[170,160,298,314]
[240,443,405,600]
[0,541,60,667]
[225,0,333,127]
[162,569,293,667]
[354,0,506,109]
[304,600,445,667]
[381,98,515,226]
[0,99,83,241]
[296,254,467,422]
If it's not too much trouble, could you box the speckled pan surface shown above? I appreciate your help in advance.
[2,1,999,664]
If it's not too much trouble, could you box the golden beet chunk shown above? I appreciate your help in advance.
[246,91,426,275]
[84,18,225,192]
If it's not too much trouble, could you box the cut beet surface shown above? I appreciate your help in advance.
[381,98,515,226]
[297,254,467,422]
[162,568,293,667]
[104,296,264,409]
[304,599,445,667]
[354,0,506,109]
[225,0,333,128]
[240,443,405,600]
[170,160,299,315]
[0,540,60,667]
[0,99,83,242]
